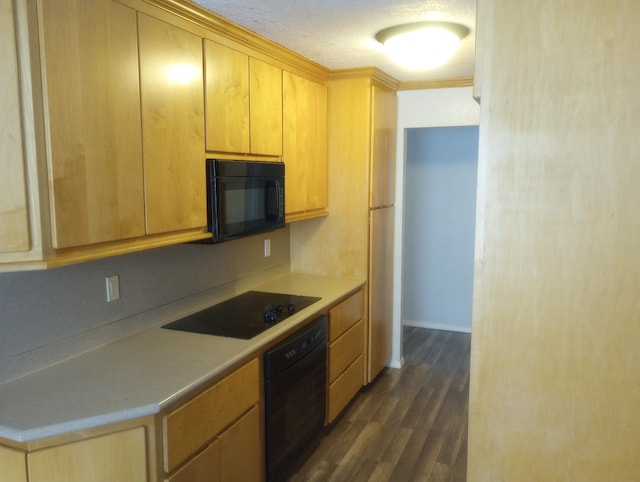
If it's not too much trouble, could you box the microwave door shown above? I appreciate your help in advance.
[216,178,249,239]
[206,159,285,243]
[218,178,279,237]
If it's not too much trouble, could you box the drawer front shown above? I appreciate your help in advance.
[327,354,364,423]
[328,319,364,383]
[328,290,364,342]
[165,439,220,482]
[163,358,259,473]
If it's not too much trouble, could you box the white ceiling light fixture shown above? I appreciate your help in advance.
[375,21,470,70]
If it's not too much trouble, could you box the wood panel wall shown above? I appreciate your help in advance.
[468,0,640,479]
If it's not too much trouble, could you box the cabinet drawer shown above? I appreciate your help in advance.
[163,358,259,473]
[327,354,364,423]
[165,439,220,482]
[328,290,364,342]
[328,319,364,383]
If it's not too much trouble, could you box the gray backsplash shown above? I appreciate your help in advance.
[0,227,290,383]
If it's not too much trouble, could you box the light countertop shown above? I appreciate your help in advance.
[0,273,364,443]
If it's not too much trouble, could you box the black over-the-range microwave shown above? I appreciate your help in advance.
[204,159,285,243]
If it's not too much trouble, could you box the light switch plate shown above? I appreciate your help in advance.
[264,238,271,257]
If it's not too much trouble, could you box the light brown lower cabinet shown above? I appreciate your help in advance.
[162,358,261,481]
[0,445,27,482]
[165,405,261,482]
[327,290,365,423]
[27,427,148,482]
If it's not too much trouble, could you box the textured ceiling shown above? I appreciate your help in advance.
[191,0,476,82]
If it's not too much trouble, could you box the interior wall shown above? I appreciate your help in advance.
[0,228,290,383]
[403,126,479,333]
[468,1,640,479]
[394,87,479,362]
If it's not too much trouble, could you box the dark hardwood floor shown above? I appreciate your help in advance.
[290,326,471,482]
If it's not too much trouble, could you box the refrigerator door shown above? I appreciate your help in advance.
[368,205,395,381]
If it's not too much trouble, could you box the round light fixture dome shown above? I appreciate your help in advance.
[375,21,470,70]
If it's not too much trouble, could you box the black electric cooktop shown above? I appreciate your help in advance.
[162,291,321,340]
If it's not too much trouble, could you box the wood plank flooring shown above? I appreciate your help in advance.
[290,326,471,482]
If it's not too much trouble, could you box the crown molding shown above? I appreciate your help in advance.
[135,0,329,82]
[398,76,474,90]
[328,67,400,91]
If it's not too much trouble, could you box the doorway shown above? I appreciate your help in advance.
[402,125,479,333]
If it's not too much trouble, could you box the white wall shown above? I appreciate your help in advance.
[392,87,479,366]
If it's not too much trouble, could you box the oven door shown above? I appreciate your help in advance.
[264,338,326,482]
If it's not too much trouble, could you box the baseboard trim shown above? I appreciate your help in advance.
[387,357,404,369]
[403,320,472,334]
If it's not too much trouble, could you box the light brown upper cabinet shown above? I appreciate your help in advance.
[283,71,328,221]
[249,58,283,156]
[204,40,249,153]
[39,0,145,249]
[0,0,30,254]
[1,0,328,270]
[204,40,282,156]
[138,13,207,235]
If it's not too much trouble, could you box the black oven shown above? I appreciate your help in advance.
[206,159,285,243]
[264,316,327,482]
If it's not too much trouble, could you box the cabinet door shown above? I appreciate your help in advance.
[0,445,26,482]
[0,0,29,253]
[283,71,328,216]
[368,206,394,381]
[28,427,147,482]
[219,406,262,482]
[204,40,250,153]
[40,0,145,248]
[370,84,397,208]
[138,13,206,235]
[306,78,328,211]
[165,440,220,482]
[250,58,283,156]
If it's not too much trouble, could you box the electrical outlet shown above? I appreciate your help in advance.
[264,238,271,257]
[105,275,120,302]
